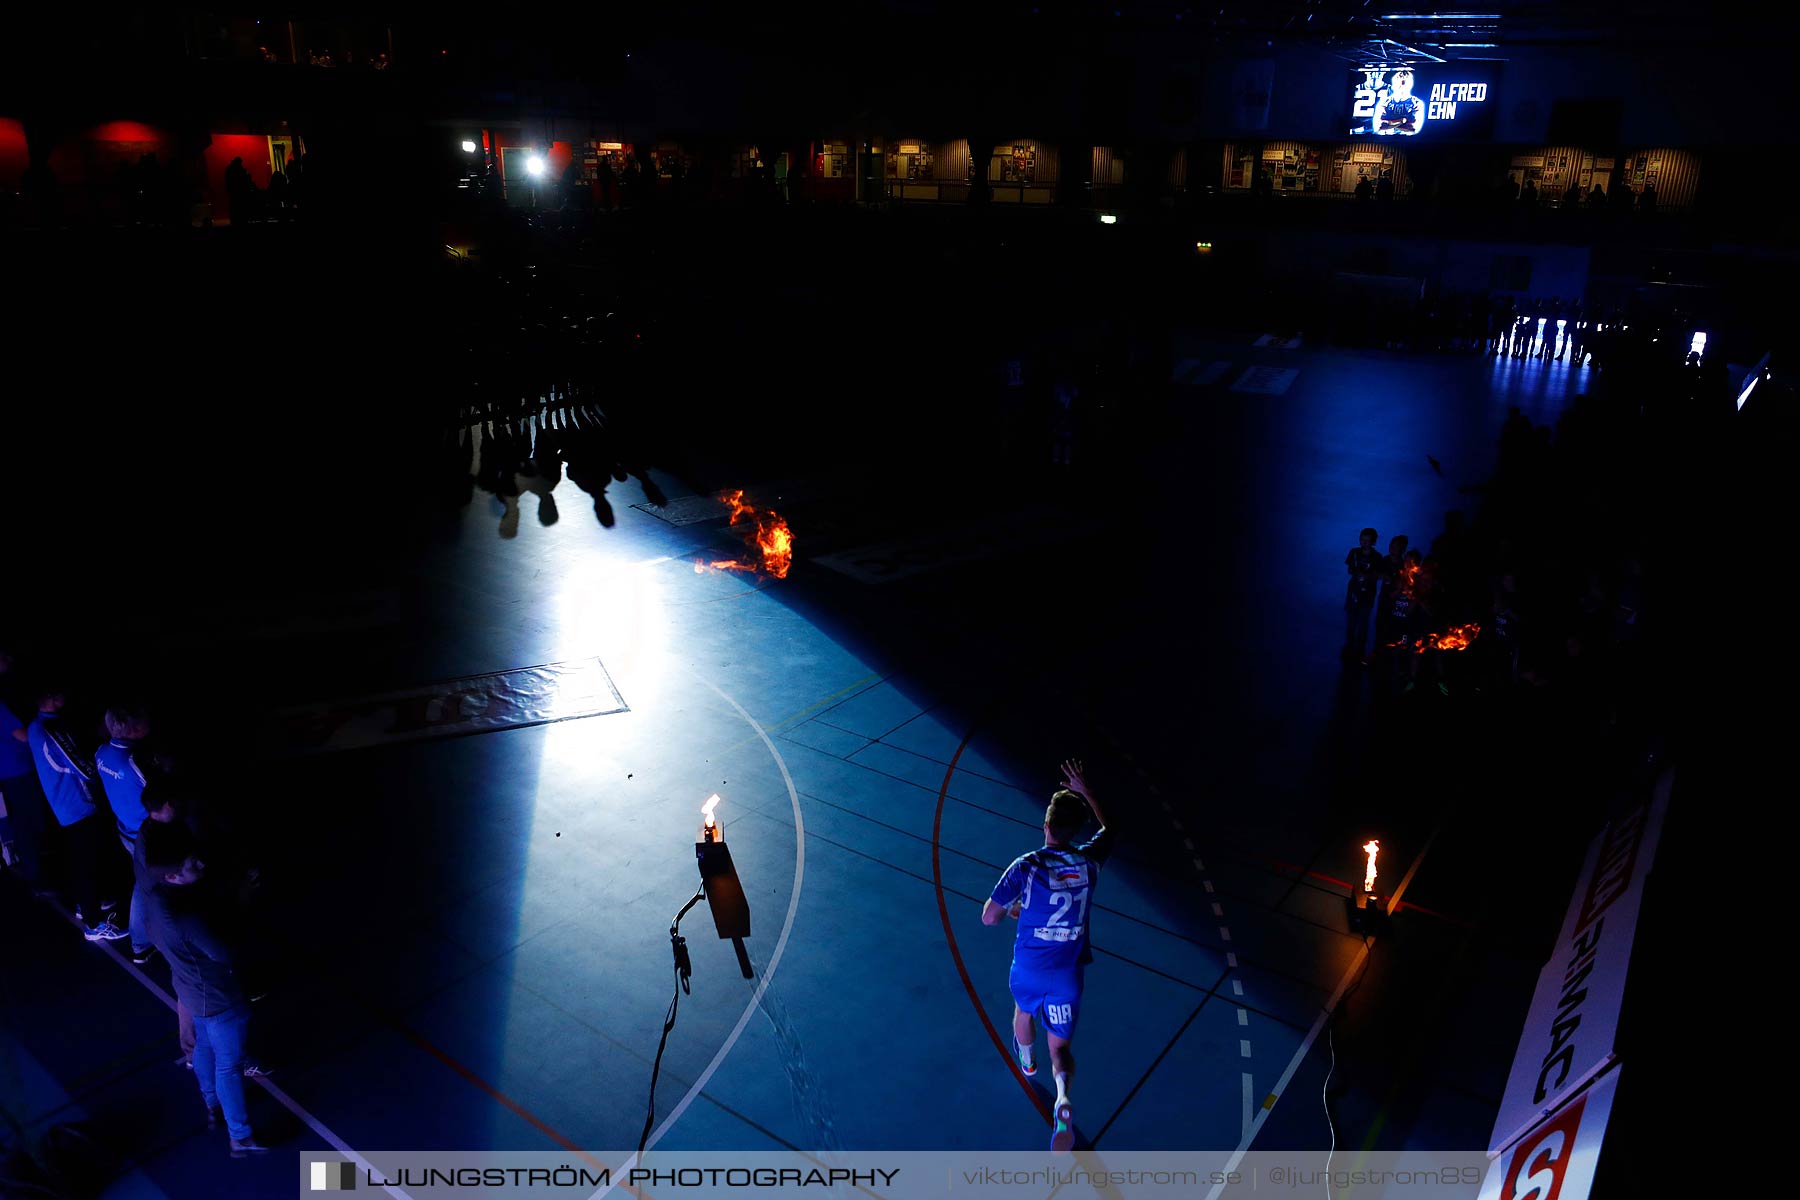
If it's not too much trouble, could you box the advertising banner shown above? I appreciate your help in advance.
[1478,1067,1621,1200]
[1487,775,1668,1155]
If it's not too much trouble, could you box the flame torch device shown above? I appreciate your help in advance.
[696,795,754,979]
[1348,838,1389,933]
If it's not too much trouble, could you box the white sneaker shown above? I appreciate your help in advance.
[85,917,130,942]
[1015,1043,1037,1077]
[1051,1102,1075,1153]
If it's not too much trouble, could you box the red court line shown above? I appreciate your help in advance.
[931,720,1054,1124]
[1247,854,1477,929]
[394,1024,609,1169]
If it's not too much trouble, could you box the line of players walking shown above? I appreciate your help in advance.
[1486,296,1614,365]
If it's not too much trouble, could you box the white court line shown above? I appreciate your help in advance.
[1384,818,1446,917]
[43,900,415,1200]
[1231,980,1244,996]
[1203,937,1372,1200]
[1237,1009,1248,1026]
[1239,1040,1252,1058]
[1241,1073,1254,1138]
[1214,818,1450,1196]
[588,670,807,1199]
[1204,806,1440,1197]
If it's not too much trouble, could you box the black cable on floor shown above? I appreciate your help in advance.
[1323,937,1376,1200]
[640,887,705,1155]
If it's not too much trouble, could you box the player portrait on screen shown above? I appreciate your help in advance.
[1375,68,1424,136]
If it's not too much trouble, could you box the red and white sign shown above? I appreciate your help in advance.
[1488,774,1668,1155]
[1478,1066,1620,1200]
[265,657,627,755]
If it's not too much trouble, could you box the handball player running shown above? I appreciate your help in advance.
[982,759,1113,1151]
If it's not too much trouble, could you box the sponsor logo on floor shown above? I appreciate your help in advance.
[265,658,627,755]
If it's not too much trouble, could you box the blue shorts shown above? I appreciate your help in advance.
[1010,961,1085,1040]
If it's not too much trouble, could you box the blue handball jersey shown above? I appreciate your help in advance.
[990,829,1115,972]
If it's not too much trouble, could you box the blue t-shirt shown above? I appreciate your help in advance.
[96,738,150,839]
[28,712,99,827]
[990,828,1114,974]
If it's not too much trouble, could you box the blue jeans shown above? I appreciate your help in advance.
[192,1006,254,1141]
[120,835,148,953]
[128,885,148,952]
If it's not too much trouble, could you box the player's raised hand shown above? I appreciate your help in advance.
[1060,759,1090,796]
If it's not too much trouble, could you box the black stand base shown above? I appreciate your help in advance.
[1347,893,1390,934]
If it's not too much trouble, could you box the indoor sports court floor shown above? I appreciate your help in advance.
[1,331,1596,1195]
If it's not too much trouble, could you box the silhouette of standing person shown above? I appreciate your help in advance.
[1609,180,1632,215]
[224,157,254,226]
[596,155,615,211]
[265,170,288,218]
[561,416,620,527]
[1343,527,1382,661]
[515,416,562,526]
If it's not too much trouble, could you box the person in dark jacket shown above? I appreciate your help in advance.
[29,688,127,940]
[134,782,271,1075]
[1343,528,1382,661]
[135,782,197,1062]
[142,819,269,1156]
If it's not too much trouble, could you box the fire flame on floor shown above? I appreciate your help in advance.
[1363,840,1380,893]
[1412,623,1481,654]
[693,489,795,579]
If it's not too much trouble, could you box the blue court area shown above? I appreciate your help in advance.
[1,332,1594,1194]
